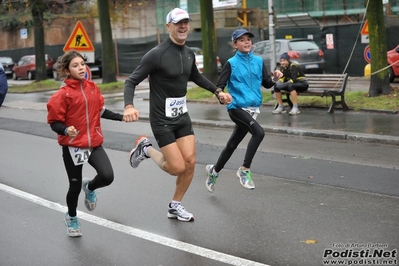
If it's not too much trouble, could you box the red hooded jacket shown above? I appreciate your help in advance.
[47,78,105,148]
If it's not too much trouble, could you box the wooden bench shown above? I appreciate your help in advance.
[275,73,350,114]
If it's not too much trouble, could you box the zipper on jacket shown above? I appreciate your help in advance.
[179,51,183,74]
[80,81,91,148]
[246,53,254,105]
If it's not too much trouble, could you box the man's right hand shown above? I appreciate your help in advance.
[123,105,139,122]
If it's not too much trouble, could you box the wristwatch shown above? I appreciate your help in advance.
[214,88,223,97]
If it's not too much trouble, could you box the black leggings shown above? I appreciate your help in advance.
[62,145,114,216]
[214,108,265,172]
[274,80,309,93]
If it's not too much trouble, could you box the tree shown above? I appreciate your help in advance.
[31,0,49,81]
[367,0,390,96]
[200,0,218,83]
[2,0,116,83]
[97,0,117,83]
[2,0,94,82]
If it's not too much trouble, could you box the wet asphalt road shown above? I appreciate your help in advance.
[0,104,398,266]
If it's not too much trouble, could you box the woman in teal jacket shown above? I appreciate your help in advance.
[205,29,282,192]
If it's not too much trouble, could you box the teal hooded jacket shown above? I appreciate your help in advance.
[217,50,275,111]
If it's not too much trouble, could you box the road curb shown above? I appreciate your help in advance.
[140,116,399,146]
[3,99,399,146]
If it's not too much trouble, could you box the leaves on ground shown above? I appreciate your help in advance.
[301,239,318,244]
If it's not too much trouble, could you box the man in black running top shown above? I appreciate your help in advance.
[123,8,232,222]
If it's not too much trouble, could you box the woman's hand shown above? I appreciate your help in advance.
[218,92,232,104]
[66,126,78,137]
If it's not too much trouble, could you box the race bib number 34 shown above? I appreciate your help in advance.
[165,96,188,118]
[68,147,92,166]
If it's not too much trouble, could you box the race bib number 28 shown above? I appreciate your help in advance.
[165,96,188,118]
[68,147,92,166]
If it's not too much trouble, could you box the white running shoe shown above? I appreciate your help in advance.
[205,164,218,193]
[236,167,255,190]
[82,178,97,211]
[129,135,152,168]
[64,212,82,237]
[272,106,287,114]
[167,203,194,222]
[289,107,300,115]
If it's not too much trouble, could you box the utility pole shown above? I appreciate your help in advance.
[268,0,276,71]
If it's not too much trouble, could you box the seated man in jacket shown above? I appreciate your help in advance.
[272,53,308,115]
[0,63,8,107]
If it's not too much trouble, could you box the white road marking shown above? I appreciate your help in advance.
[0,183,270,266]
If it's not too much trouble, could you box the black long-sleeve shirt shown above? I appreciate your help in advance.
[50,109,123,136]
[124,38,218,126]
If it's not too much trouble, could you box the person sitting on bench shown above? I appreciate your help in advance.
[272,53,308,115]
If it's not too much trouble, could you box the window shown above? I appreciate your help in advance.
[289,41,319,51]
[253,42,266,54]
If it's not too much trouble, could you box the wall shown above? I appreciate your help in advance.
[95,4,159,40]
[0,18,96,51]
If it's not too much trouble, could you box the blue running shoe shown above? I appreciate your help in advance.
[64,212,82,237]
[236,167,255,190]
[82,178,97,211]
[205,164,219,193]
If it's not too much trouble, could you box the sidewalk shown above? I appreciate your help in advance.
[3,77,399,145]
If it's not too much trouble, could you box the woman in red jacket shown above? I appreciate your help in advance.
[47,50,127,237]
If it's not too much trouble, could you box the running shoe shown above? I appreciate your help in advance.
[272,106,287,114]
[82,178,97,211]
[289,107,300,115]
[129,135,152,168]
[64,212,82,237]
[167,203,194,222]
[236,167,255,190]
[205,164,218,193]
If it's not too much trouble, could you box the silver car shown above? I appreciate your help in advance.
[190,47,222,74]
[0,57,15,77]
[252,38,325,74]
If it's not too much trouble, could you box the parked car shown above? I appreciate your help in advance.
[190,47,222,74]
[53,54,102,80]
[88,54,102,78]
[12,54,54,80]
[387,45,399,82]
[252,38,325,74]
[0,57,15,77]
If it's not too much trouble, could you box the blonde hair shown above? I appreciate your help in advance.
[229,41,237,52]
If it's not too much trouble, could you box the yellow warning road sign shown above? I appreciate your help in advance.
[63,21,95,52]
[361,20,369,35]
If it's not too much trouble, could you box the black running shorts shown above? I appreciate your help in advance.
[151,113,194,148]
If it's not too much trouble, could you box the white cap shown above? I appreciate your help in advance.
[166,8,191,24]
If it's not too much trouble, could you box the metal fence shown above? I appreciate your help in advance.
[1,25,399,77]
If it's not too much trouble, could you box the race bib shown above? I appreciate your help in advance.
[242,107,260,120]
[165,96,188,118]
[68,147,92,166]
